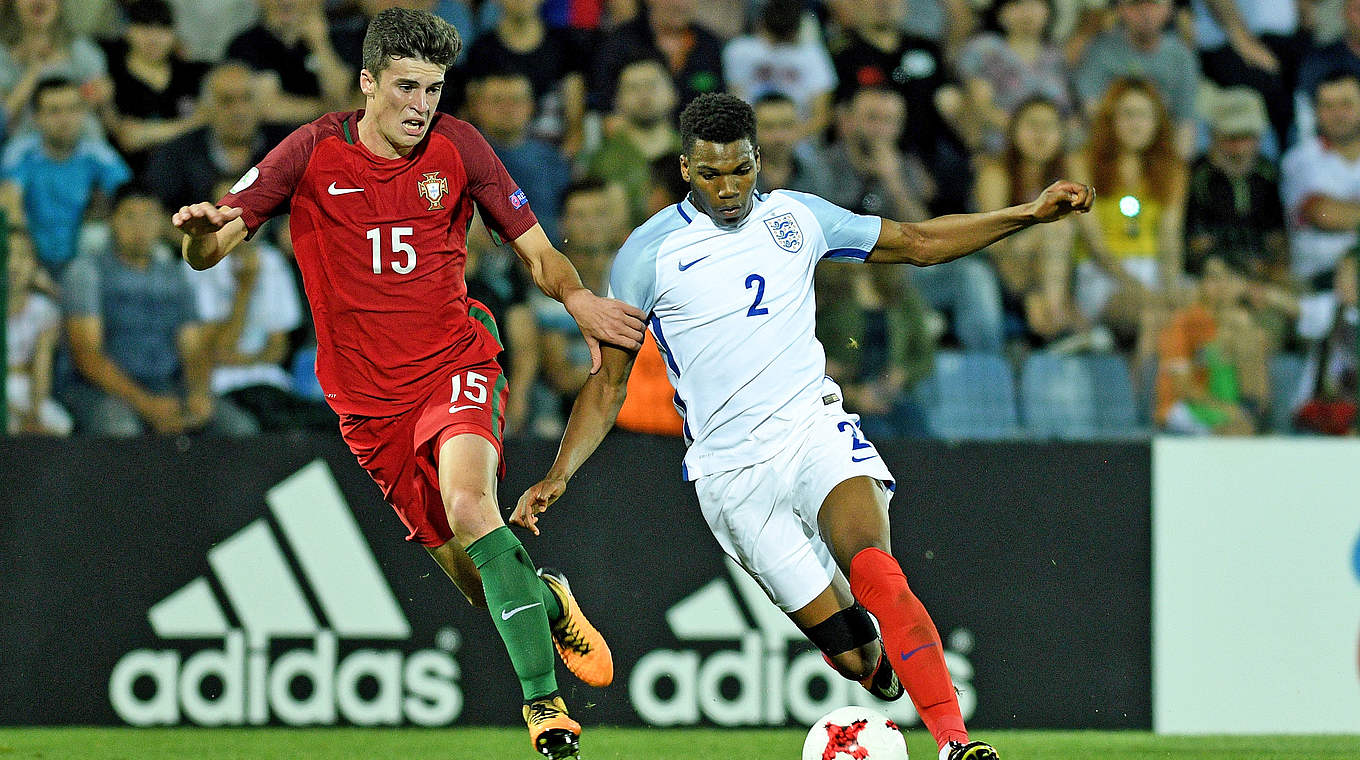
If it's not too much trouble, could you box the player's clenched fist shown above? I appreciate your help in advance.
[172,202,243,236]
[1029,180,1095,223]
[512,476,568,536]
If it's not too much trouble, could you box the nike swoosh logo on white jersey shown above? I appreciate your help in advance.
[501,602,543,621]
[448,404,482,414]
[327,182,365,195]
[678,255,709,271]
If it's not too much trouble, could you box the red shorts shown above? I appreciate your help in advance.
[339,358,510,547]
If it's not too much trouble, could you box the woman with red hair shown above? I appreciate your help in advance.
[1071,77,1188,340]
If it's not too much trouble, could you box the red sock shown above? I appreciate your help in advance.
[849,547,967,749]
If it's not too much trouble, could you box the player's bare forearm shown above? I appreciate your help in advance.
[546,346,636,482]
[174,205,246,270]
[181,227,237,270]
[871,180,1094,266]
[512,346,636,533]
[509,224,587,301]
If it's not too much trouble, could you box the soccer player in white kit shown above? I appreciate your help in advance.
[514,93,1093,760]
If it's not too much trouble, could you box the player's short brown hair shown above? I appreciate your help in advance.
[362,8,461,79]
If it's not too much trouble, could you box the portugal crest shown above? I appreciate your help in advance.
[764,212,803,253]
[418,171,448,210]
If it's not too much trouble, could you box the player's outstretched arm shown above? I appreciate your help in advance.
[870,180,1094,266]
[509,224,645,373]
[173,203,248,270]
[512,344,638,535]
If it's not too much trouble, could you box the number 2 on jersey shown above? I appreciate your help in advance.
[745,274,769,316]
[837,420,873,451]
[368,226,416,274]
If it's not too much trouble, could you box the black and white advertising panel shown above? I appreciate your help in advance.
[0,434,1151,728]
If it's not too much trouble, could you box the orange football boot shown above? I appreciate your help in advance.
[522,695,580,759]
[538,568,614,687]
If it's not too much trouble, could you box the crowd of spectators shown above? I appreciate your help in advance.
[2,0,1357,439]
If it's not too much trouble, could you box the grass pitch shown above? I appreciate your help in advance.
[0,728,1357,759]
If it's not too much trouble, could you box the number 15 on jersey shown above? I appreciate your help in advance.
[368,226,417,274]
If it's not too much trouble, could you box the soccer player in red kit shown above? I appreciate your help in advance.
[171,9,641,759]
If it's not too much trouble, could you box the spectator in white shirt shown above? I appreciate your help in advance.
[1281,69,1360,289]
[722,0,837,141]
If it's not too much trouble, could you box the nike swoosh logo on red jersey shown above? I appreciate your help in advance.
[449,404,482,414]
[327,182,365,195]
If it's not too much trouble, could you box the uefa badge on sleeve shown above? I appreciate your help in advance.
[764,212,803,253]
[418,171,448,210]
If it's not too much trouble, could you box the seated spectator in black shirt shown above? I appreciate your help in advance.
[143,61,286,212]
[464,0,588,157]
[1187,87,1288,283]
[588,0,725,113]
[100,0,208,176]
[225,0,351,126]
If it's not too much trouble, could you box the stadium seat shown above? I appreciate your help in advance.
[911,351,1019,440]
[1019,352,1142,440]
[1267,353,1306,434]
[1133,356,1158,427]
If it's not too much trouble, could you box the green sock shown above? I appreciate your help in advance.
[466,526,558,701]
[539,576,564,623]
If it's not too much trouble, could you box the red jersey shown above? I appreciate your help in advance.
[220,111,538,416]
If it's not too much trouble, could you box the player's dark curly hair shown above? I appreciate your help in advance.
[679,93,757,154]
[362,8,461,78]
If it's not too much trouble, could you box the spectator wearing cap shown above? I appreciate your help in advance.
[1187,87,1288,282]
[1187,86,1293,347]
[1281,69,1360,292]
[100,0,209,176]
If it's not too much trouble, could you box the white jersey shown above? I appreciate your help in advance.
[609,189,881,480]
[1281,135,1360,281]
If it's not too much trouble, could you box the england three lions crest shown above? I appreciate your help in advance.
[764,213,803,253]
[418,171,448,211]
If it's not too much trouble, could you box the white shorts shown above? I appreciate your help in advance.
[693,394,895,613]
